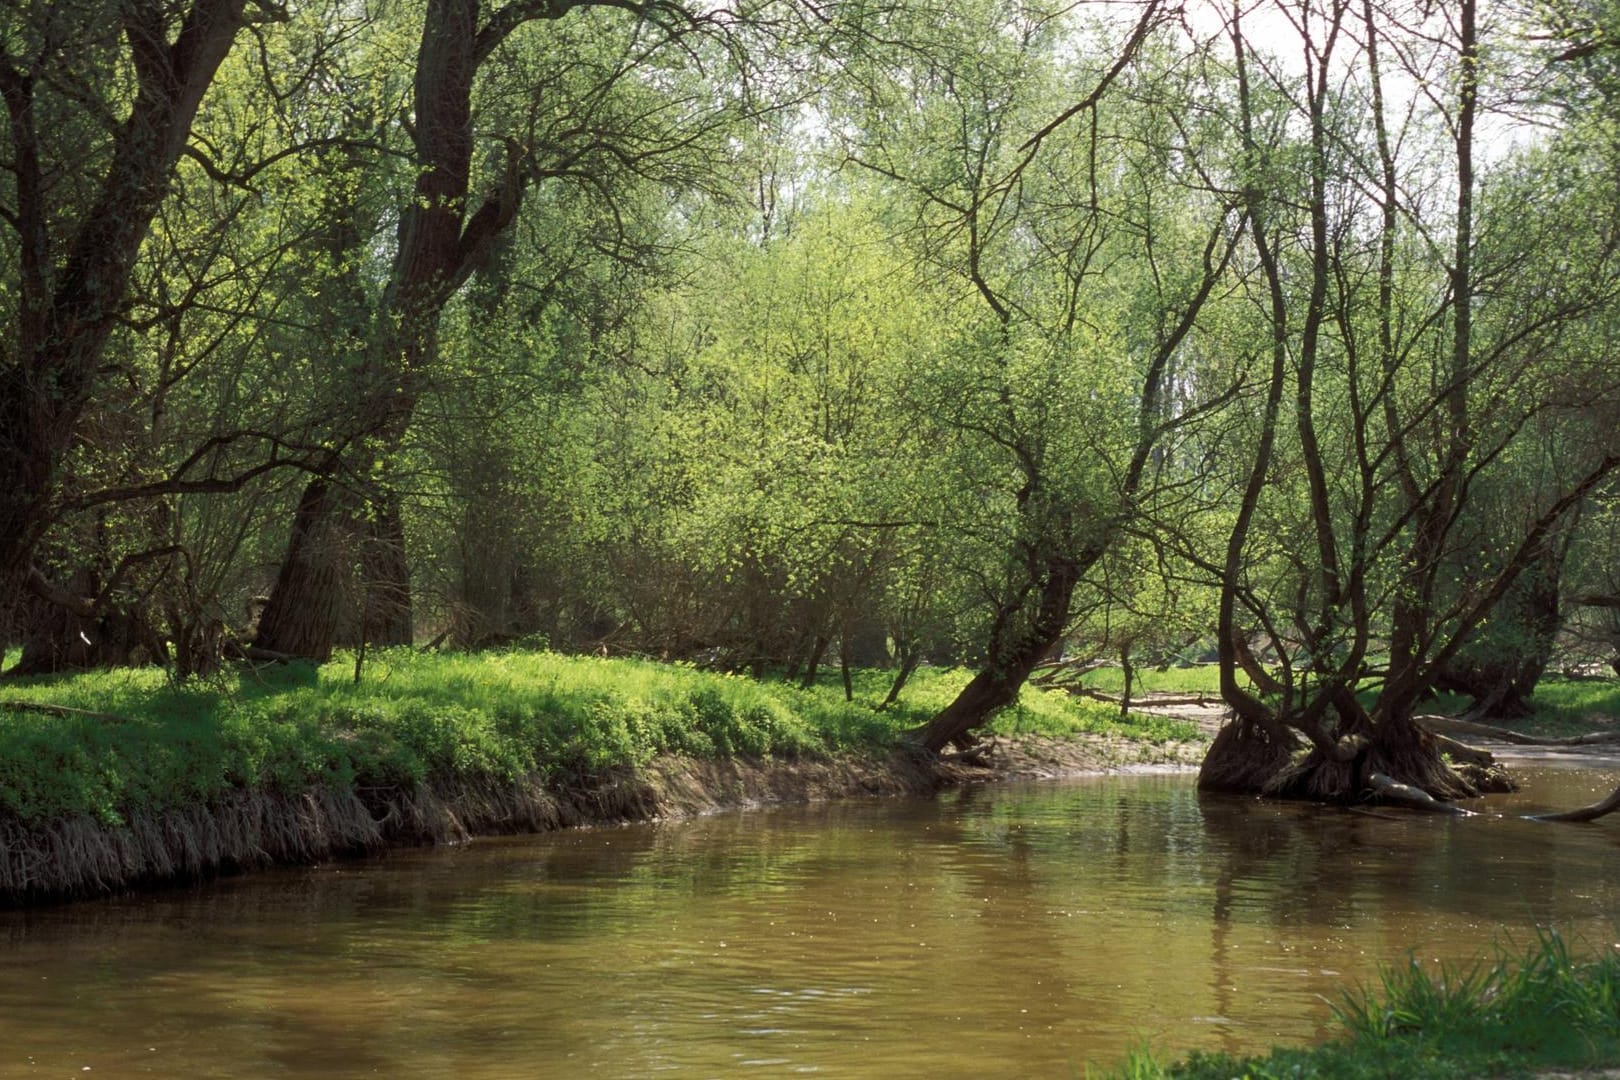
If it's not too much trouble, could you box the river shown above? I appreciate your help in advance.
[2,756,1619,1078]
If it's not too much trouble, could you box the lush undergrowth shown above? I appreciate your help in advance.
[1106,931,1620,1080]
[1074,663,1230,697]
[1507,676,1620,737]
[0,650,1197,828]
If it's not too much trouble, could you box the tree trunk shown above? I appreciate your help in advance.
[253,0,535,661]
[0,0,247,598]
[877,642,922,712]
[1197,718,1302,795]
[840,634,854,703]
[6,570,163,677]
[915,667,1027,752]
[361,490,413,647]
[800,635,829,689]
[252,478,355,663]
[914,555,1080,752]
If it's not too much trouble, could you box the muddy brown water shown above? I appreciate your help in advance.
[3,756,1620,1079]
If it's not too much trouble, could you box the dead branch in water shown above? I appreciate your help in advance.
[1524,782,1620,823]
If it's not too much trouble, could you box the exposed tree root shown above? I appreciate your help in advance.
[1364,772,1475,816]
[1199,718,1513,805]
[0,750,950,907]
[1200,715,1620,825]
[1197,720,1300,794]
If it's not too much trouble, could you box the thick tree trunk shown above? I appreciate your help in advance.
[254,0,535,662]
[361,490,413,647]
[6,570,164,677]
[0,0,246,598]
[253,478,355,663]
[915,667,1027,752]
[1197,718,1302,795]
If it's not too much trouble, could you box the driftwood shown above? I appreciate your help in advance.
[0,700,131,724]
[938,738,998,768]
[1416,713,1620,747]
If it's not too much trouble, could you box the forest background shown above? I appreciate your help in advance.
[7,0,1620,802]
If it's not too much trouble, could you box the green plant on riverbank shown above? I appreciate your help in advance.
[1106,931,1620,1079]
[0,650,1198,828]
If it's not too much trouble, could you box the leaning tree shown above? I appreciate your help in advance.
[841,0,1251,751]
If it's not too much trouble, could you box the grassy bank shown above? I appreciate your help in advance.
[0,650,1197,902]
[1107,932,1620,1080]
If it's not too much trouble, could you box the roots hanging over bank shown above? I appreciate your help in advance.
[1197,717,1515,805]
[1196,719,1299,795]
[0,750,952,907]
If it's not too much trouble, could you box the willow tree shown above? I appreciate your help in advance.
[1196,0,1620,802]
[840,0,1248,751]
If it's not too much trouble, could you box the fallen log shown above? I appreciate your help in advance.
[1044,686,1220,709]
[1416,714,1620,747]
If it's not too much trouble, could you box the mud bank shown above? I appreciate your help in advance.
[0,733,1206,908]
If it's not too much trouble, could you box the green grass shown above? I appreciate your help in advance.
[1074,659,1620,741]
[1074,663,1226,697]
[1507,676,1620,737]
[1101,930,1620,1079]
[0,650,1199,828]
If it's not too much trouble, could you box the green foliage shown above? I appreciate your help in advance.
[1102,931,1620,1080]
[1512,676,1620,735]
[0,650,1193,827]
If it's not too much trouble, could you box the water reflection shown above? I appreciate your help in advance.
[1,765,1618,1077]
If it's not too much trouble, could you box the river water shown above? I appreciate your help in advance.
[3,757,1620,1078]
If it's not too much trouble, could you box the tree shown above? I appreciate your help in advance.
[839,0,1247,751]
[0,0,256,659]
[252,0,795,662]
[1195,0,1620,802]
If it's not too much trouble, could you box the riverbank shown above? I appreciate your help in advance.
[0,649,1203,905]
[1104,932,1620,1080]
